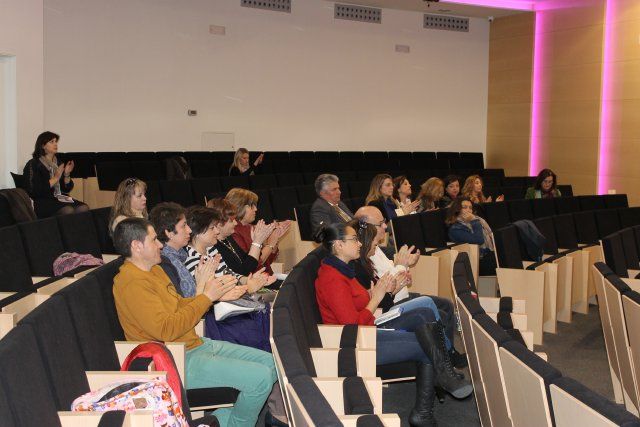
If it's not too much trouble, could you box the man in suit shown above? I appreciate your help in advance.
[310,173,354,235]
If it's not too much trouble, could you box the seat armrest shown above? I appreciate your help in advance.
[313,377,383,415]
[317,325,376,349]
[478,297,526,314]
[622,278,640,293]
[102,253,120,263]
[86,371,167,391]
[115,341,186,381]
[310,348,377,378]
[59,410,154,427]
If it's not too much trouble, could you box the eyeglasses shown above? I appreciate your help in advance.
[342,236,360,243]
[125,178,138,187]
[369,220,386,228]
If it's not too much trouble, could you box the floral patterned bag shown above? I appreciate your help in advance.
[71,376,189,427]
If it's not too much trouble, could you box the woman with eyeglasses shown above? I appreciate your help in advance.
[525,169,561,199]
[314,222,472,427]
[109,177,149,233]
[23,131,89,218]
[225,188,291,275]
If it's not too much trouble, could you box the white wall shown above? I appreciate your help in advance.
[44,0,489,155]
[0,0,43,184]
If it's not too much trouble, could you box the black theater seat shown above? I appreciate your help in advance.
[508,199,534,221]
[296,185,317,205]
[595,209,622,238]
[191,159,220,178]
[191,177,222,205]
[159,180,195,207]
[249,174,277,190]
[18,217,65,277]
[254,189,275,223]
[294,204,313,241]
[57,211,102,259]
[276,172,305,187]
[0,226,37,292]
[220,175,250,192]
[573,211,599,244]
[578,195,606,211]
[270,187,299,220]
[554,197,581,214]
[390,214,426,252]
[96,161,133,191]
[531,198,556,219]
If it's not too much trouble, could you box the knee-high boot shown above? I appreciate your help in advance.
[414,321,473,399]
[409,362,437,427]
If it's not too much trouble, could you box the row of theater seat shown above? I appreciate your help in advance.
[452,253,640,426]
[59,150,486,179]
[0,258,240,426]
[602,228,640,279]
[0,208,115,292]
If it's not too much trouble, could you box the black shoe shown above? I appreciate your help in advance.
[449,348,468,369]
[409,362,438,427]
[265,411,288,427]
[415,322,473,400]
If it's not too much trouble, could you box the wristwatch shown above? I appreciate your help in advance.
[251,242,263,249]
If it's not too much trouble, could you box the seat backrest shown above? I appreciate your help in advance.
[190,159,220,178]
[532,198,557,219]
[0,225,34,292]
[619,207,640,229]
[254,189,275,223]
[554,197,580,214]
[276,173,305,187]
[553,214,579,249]
[145,180,163,210]
[347,181,371,199]
[493,225,524,269]
[508,199,534,221]
[270,187,299,220]
[0,325,62,426]
[480,202,511,230]
[390,214,426,252]
[499,340,561,427]
[57,211,102,258]
[295,185,317,205]
[419,210,448,248]
[620,228,640,270]
[550,376,640,427]
[57,275,121,371]
[578,195,606,211]
[452,252,479,296]
[131,160,165,182]
[190,177,222,205]
[573,211,599,244]
[595,209,622,239]
[159,180,195,207]
[19,296,91,409]
[18,217,66,277]
[533,216,559,255]
[604,194,629,209]
[88,258,126,341]
[471,313,512,426]
[220,175,250,192]
[557,184,573,197]
[602,233,629,278]
[294,204,314,241]
[0,195,16,227]
[96,161,133,190]
[91,207,116,254]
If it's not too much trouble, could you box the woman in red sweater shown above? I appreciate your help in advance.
[314,222,472,427]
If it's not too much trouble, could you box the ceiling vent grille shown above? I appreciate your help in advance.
[335,4,381,24]
[424,14,469,32]
[241,0,291,13]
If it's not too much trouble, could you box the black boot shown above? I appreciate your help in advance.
[449,348,468,369]
[409,362,437,427]
[414,322,473,399]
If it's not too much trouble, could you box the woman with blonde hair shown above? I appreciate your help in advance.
[225,188,291,274]
[462,174,503,204]
[109,177,148,232]
[366,174,419,221]
[416,178,445,212]
[229,148,264,176]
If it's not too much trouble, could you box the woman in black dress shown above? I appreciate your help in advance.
[228,148,264,176]
[23,131,88,218]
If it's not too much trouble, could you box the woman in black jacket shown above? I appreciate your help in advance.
[23,131,88,218]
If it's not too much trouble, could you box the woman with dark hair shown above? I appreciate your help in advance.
[229,148,264,176]
[446,197,497,276]
[314,222,472,426]
[392,175,420,215]
[440,175,460,208]
[23,131,88,218]
[349,219,467,368]
[526,169,561,199]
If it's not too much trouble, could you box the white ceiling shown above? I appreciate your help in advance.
[324,0,531,18]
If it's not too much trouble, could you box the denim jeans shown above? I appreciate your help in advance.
[376,329,431,365]
[386,296,453,350]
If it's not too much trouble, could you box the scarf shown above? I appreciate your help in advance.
[39,155,62,197]
[456,217,495,252]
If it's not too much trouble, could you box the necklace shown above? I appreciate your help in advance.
[219,238,242,262]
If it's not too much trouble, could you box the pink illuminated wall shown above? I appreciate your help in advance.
[596,0,614,194]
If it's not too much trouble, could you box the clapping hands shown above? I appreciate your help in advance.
[394,244,420,268]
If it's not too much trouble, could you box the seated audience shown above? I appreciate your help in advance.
[310,173,354,235]
[416,178,445,212]
[206,198,279,282]
[225,188,291,274]
[462,174,503,204]
[393,175,420,215]
[526,168,562,199]
[23,131,88,218]
[112,218,278,427]
[229,148,264,176]
[366,174,397,221]
[446,197,497,276]
[110,177,148,232]
[314,222,472,427]
[354,205,465,368]
[441,175,461,208]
